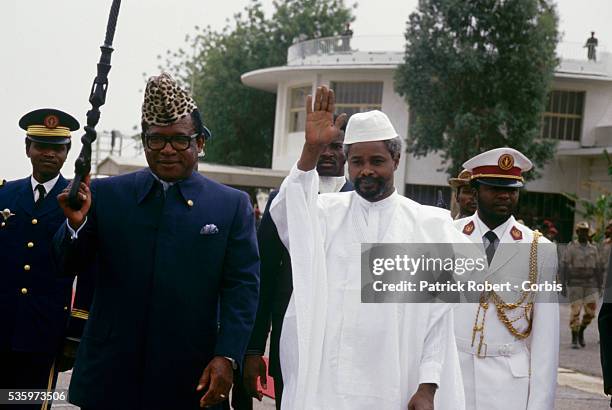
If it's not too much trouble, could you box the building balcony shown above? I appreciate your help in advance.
[286,35,405,66]
[285,35,612,79]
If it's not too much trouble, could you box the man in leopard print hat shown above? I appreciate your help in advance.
[55,73,259,410]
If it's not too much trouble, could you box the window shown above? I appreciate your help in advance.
[289,86,311,132]
[541,90,585,141]
[330,81,383,117]
[517,192,574,243]
[405,184,451,207]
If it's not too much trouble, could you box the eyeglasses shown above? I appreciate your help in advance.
[144,133,199,151]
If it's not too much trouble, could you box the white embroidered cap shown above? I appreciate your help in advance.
[344,110,398,144]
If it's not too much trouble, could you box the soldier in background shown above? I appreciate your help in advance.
[448,169,476,220]
[562,221,603,349]
[585,31,599,61]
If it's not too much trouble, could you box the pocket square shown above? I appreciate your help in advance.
[200,224,219,235]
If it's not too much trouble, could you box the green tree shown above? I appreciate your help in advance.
[395,0,560,177]
[159,0,355,167]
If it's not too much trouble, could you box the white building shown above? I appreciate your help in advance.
[241,35,612,241]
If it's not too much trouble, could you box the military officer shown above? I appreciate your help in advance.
[454,147,559,409]
[562,221,602,349]
[0,108,91,410]
[449,169,477,220]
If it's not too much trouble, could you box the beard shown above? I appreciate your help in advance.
[354,175,387,200]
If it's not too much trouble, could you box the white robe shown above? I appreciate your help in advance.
[270,164,467,410]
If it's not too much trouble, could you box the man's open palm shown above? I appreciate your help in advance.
[305,86,347,146]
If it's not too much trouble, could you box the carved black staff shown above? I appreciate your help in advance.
[68,0,121,209]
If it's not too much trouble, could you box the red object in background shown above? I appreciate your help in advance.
[260,357,275,399]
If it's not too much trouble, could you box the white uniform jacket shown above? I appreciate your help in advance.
[453,214,559,410]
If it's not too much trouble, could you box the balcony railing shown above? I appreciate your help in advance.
[557,41,607,61]
[286,35,405,66]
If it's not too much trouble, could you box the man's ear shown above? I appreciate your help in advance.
[393,154,400,170]
[197,137,205,154]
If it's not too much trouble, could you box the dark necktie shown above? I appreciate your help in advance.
[484,231,498,266]
[35,184,46,207]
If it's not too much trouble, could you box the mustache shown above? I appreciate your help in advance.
[355,175,384,186]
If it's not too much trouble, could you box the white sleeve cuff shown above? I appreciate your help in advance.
[418,361,442,387]
[289,162,317,179]
[66,217,87,240]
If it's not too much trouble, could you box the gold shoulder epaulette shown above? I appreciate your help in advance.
[70,309,89,320]
[0,179,5,188]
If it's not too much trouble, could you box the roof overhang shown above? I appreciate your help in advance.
[554,71,612,82]
[241,64,398,93]
[556,147,612,157]
[96,156,288,188]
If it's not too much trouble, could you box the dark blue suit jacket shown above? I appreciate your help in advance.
[53,169,260,410]
[247,180,353,379]
[0,176,73,354]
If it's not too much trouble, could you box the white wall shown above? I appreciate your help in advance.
[271,75,317,170]
[553,77,612,146]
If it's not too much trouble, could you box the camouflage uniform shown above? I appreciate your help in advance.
[563,240,602,331]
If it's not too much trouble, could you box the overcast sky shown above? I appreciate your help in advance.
[2,0,610,180]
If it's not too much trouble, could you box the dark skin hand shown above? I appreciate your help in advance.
[297,85,347,172]
[57,175,92,229]
[243,355,268,400]
[196,356,233,408]
[407,383,437,410]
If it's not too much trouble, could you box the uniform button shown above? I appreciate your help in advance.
[64,306,68,311]
[27,242,34,248]
[31,219,38,225]
[21,288,28,295]
[187,200,194,207]
[24,265,31,271]
[1,222,5,227]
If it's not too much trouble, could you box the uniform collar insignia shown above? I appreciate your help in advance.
[463,220,475,235]
[510,226,523,240]
[1,208,15,221]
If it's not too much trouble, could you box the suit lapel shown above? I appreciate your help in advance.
[16,179,35,217]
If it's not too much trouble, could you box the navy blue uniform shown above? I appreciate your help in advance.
[53,169,260,410]
[0,176,73,407]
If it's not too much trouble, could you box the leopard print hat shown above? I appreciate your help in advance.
[142,73,198,126]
